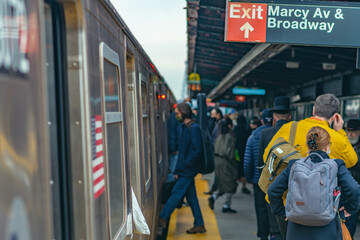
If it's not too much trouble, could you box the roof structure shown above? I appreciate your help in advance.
[186,0,360,103]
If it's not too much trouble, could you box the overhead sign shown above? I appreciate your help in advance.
[225,0,360,47]
[232,88,266,95]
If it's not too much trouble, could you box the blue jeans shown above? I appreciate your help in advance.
[346,210,359,238]
[167,154,178,182]
[160,177,204,227]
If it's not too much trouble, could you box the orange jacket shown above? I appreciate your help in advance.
[263,117,358,168]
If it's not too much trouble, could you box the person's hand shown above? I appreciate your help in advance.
[174,174,179,180]
[339,206,351,217]
[332,113,344,131]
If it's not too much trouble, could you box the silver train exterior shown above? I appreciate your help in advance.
[0,0,176,239]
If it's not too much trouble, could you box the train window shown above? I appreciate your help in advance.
[344,99,360,122]
[100,42,126,239]
[140,74,151,188]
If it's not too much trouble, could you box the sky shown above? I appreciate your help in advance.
[110,0,187,100]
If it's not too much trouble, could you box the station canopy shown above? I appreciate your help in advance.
[186,0,360,104]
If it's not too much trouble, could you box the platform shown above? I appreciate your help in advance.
[167,173,360,240]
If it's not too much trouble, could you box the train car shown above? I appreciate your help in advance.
[0,0,175,239]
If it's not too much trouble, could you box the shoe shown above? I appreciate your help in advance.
[208,196,215,210]
[242,187,251,194]
[204,191,213,195]
[186,225,206,234]
[222,207,237,213]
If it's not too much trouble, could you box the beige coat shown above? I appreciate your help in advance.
[214,133,238,194]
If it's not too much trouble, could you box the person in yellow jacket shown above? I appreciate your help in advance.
[263,94,358,169]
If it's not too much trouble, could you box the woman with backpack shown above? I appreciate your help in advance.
[268,126,360,240]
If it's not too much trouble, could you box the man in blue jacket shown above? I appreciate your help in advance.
[244,109,273,240]
[159,102,206,234]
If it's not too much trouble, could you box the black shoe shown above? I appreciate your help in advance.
[208,196,215,210]
[204,191,213,195]
[222,207,237,213]
[242,187,251,194]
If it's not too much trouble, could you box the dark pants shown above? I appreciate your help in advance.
[160,177,204,227]
[276,215,287,240]
[253,184,270,239]
[346,210,359,238]
[267,205,283,240]
[210,174,218,192]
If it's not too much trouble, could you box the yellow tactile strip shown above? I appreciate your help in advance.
[167,175,221,240]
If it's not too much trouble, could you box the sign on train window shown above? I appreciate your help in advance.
[99,42,126,239]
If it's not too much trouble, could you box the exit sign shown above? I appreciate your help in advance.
[225,0,360,47]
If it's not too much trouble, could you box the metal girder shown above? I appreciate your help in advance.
[207,44,289,99]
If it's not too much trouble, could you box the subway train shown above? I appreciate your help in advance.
[0,0,176,239]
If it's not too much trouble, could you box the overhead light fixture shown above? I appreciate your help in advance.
[286,61,299,69]
[322,62,336,70]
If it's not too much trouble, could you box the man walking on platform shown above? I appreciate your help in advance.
[159,102,206,234]
[258,96,293,240]
[244,109,273,240]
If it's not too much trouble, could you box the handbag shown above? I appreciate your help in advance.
[340,219,352,240]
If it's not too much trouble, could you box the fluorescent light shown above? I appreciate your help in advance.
[286,61,299,69]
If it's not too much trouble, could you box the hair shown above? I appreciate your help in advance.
[220,117,232,134]
[274,112,291,120]
[250,117,261,127]
[215,108,223,119]
[306,126,331,152]
[314,94,340,120]
[176,102,193,119]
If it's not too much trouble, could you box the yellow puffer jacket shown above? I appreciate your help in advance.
[263,117,358,168]
[263,117,358,204]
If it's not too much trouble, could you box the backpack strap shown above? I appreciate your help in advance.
[269,151,299,181]
[289,121,298,146]
[258,141,287,169]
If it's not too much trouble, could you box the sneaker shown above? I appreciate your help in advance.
[186,225,206,234]
[208,196,215,210]
[222,206,237,213]
[242,187,251,194]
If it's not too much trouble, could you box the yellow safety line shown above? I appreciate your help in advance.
[167,175,221,240]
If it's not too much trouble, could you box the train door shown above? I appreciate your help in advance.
[99,42,130,240]
[0,0,55,239]
[44,1,75,239]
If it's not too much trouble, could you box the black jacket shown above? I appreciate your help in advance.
[257,119,288,168]
[268,151,360,240]
[168,112,180,154]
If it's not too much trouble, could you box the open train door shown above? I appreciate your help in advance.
[196,93,215,174]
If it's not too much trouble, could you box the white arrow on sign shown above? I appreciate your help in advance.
[240,22,254,38]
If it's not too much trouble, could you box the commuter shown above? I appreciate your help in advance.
[250,117,261,132]
[345,119,360,238]
[167,111,180,182]
[235,115,252,194]
[244,109,273,240]
[210,108,223,143]
[268,126,360,240]
[258,96,293,240]
[159,102,206,234]
[208,118,238,213]
[204,108,223,195]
